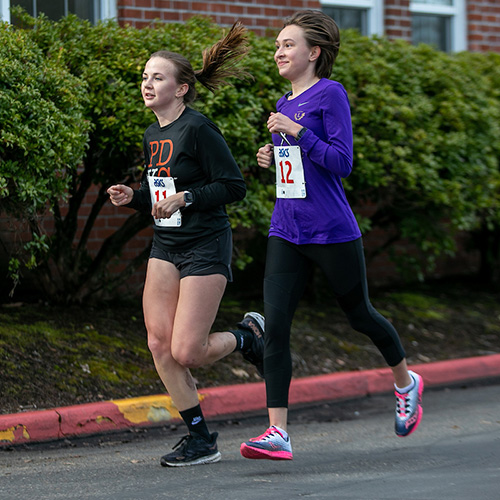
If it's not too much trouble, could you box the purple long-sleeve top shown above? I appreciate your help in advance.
[269,78,362,245]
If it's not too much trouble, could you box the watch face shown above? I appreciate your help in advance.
[184,192,193,203]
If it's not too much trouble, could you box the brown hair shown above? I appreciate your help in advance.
[283,10,340,79]
[150,22,249,104]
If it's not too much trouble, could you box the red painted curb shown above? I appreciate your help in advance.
[1,354,499,446]
[57,401,132,437]
[0,409,60,444]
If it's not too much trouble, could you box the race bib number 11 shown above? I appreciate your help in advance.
[274,145,306,199]
[147,176,182,227]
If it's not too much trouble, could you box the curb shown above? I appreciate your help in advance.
[1,353,500,447]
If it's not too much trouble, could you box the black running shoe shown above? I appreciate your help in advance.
[237,312,265,378]
[160,432,221,467]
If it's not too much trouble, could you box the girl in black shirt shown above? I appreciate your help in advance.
[108,23,265,467]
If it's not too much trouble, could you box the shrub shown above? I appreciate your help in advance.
[1,12,500,303]
[2,11,281,302]
[335,31,500,280]
[0,21,90,289]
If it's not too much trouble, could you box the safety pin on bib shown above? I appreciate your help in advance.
[279,132,292,146]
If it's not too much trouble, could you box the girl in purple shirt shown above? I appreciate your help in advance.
[269,77,361,244]
[240,10,424,461]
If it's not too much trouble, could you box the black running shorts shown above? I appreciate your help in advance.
[149,227,233,281]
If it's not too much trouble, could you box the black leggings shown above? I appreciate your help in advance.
[263,236,406,408]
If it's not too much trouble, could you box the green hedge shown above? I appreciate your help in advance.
[0,21,90,287]
[335,32,500,279]
[1,10,499,302]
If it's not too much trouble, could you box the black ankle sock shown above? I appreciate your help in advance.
[229,328,254,352]
[179,404,211,441]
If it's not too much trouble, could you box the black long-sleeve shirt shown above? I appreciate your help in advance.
[127,107,246,251]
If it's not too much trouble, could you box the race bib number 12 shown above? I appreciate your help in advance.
[147,176,182,227]
[274,145,306,199]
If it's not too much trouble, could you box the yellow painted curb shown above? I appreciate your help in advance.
[112,393,205,425]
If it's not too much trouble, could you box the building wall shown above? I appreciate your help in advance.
[467,0,500,52]
[384,0,411,42]
[117,0,321,35]
[116,0,500,53]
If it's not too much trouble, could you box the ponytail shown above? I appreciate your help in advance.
[195,21,250,93]
[150,22,250,104]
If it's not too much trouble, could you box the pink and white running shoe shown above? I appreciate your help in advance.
[395,370,424,437]
[240,426,293,460]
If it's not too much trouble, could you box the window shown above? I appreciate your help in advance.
[1,0,116,24]
[322,6,367,34]
[412,0,452,4]
[410,0,466,52]
[321,0,383,37]
[412,13,450,51]
[0,0,9,22]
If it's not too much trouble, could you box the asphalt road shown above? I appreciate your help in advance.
[1,381,499,500]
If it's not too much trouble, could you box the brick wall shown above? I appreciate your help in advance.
[116,1,500,53]
[79,185,153,275]
[118,0,321,35]
[0,188,153,297]
[467,0,500,52]
[384,0,412,42]
[383,0,500,53]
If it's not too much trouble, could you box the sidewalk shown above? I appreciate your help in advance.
[1,353,500,447]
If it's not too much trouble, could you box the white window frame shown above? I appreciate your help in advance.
[100,0,116,20]
[410,0,466,52]
[1,0,11,23]
[320,0,384,37]
[0,0,117,23]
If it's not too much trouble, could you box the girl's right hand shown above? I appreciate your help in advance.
[107,184,133,206]
[256,143,274,169]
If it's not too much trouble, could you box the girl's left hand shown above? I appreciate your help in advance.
[152,192,185,219]
[267,112,303,138]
